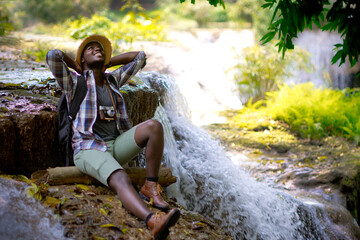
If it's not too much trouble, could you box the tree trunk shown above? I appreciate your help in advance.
[31,166,177,187]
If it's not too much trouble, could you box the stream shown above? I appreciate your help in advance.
[0,177,67,239]
[141,72,359,240]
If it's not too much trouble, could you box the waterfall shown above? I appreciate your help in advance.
[290,30,353,89]
[139,71,357,240]
[0,177,67,240]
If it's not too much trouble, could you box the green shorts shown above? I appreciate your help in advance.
[74,126,142,186]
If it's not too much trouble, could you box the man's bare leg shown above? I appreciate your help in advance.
[134,119,170,210]
[108,169,150,220]
[134,119,164,178]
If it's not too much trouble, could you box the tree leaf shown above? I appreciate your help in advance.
[100,208,109,215]
[260,31,276,44]
[75,184,89,191]
[100,224,116,228]
[44,196,61,207]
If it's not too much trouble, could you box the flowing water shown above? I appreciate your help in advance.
[140,71,357,240]
[0,177,67,240]
[290,30,353,89]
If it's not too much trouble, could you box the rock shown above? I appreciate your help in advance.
[0,83,159,176]
[0,118,16,172]
[120,84,159,125]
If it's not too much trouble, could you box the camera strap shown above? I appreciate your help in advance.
[105,81,117,115]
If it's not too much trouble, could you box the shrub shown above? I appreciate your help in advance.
[0,6,14,36]
[67,13,167,52]
[231,43,312,104]
[16,0,110,24]
[264,83,360,143]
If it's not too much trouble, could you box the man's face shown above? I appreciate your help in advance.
[81,42,105,69]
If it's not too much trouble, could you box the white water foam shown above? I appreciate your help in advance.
[141,72,329,239]
[0,177,67,240]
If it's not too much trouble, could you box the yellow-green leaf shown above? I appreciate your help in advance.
[100,208,109,215]
[100,224,116,228]
[61,197,67,205]
[103,203,113,209]
[75,184,89,191]
[318,156,328,161]
[121,228,127,234]
[4,96,14,101]
[16,175,31,183]
[44,196,61,207]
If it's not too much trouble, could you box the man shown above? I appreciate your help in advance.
[46,34,179,240]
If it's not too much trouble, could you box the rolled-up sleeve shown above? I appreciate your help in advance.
[112,51,146,88]
[46,49,74,94]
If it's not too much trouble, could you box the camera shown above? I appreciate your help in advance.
[98,106,115,121]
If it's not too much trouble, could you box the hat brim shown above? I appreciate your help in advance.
[75,34,112,66]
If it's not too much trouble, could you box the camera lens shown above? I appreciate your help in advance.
[107,109,115,117]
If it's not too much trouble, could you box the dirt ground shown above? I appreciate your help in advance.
[37,183,231,240]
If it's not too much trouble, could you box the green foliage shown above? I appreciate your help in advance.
[23,41,54,62]
[13,0,110,24]
[180,0,225,8]
[264,83,360,143]
[227,0,273,38]
[173,0,270,32]
[176,1,228,27]
[231,43,312,104]
[0,5,14,36]
[261,0,359,68]
[67,13,167,51]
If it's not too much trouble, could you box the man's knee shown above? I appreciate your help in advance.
[145,119,163,135]
[108,169,132,188]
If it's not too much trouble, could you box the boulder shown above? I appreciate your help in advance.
[0,83,159,176]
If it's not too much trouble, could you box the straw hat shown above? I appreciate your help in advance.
[75,34,112,66]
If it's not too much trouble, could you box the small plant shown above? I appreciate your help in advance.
[0,6,13,36]
[231,43,312,104]
[23,41,54,63]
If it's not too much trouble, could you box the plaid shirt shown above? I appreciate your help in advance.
[46,49,146,154]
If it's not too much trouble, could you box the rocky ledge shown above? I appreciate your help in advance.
[0,82,159,176]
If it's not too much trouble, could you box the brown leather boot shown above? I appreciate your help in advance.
[140,180,170,210]
[147,208,180,240]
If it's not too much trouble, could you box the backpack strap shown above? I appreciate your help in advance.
[64,75,87,166]
[69,75,87,120]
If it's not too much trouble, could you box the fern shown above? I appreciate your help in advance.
[264,82,360,142]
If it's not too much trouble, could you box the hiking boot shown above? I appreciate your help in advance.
[140,180,170,210]
[147,208,180,240]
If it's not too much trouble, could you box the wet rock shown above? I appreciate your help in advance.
[0,118,16,172]
[0,84,159,176]
[121,84,159,125]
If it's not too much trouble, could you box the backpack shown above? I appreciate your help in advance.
[57,76,87,166]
